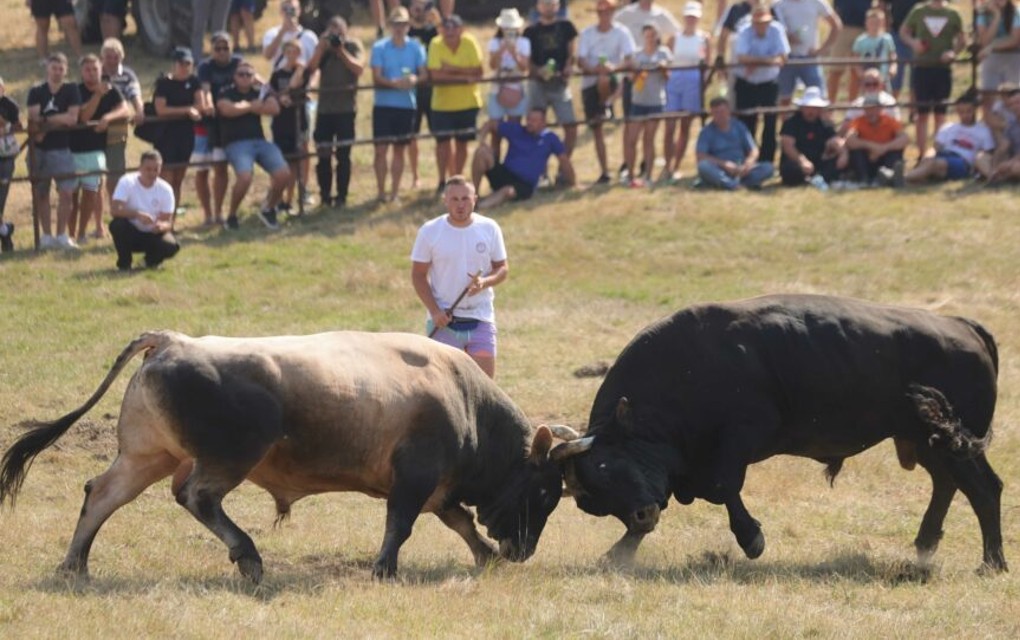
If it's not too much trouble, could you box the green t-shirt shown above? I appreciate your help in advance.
[902,3,963,67]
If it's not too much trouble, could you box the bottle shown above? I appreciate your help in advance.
[634,70,648,93]
[544,58,556,80]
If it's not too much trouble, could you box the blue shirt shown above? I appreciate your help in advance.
[696,118,757,164]
[734,22,791,84]
[371,37,427,110]
[499,121,566,187]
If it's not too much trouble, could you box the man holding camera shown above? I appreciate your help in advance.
[263,0,320,69]
[308,16,366,208]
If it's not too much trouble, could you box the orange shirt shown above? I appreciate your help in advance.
[850,114,903,144]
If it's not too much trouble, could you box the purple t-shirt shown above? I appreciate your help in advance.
[499,120,565,187]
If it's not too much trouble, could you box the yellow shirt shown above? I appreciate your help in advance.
[427,33,484,112]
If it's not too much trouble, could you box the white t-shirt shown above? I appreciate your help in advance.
[112,172,175,232]
[614,4,681,46]
[843,91,901,123]
[773,0,835,57]
[410,213,508,323]
[487,35,532,94]
[672,31,710,67]
[262,26,320,69]
[935,121,995,165]
[578,23,637,89]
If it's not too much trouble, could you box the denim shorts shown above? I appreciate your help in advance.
[225,138,288,175]
[190,134,227,164]
[231,0,256,12]
[426,318,497,357]
[777,59,825,99]
[936,151,971,180]
[29,147,76,192]
[72,150,106,191]
[629,103,664,118]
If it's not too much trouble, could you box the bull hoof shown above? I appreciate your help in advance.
[372,558,397,581]
[236,555,263,584]
[56,562,90,582]
[977,555,1008,576]
[741,530,766,560]
[474,544,498,568]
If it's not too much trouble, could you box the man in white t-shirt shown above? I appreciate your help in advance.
[904,90,995,184]
[578,0,636,183]
[410,175,508,379]
[772,0,841,108]
[262,0,320,69]
[109,150,179,271]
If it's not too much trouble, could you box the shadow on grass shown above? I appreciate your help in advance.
[568,549,938,587]
[25,553,488,601]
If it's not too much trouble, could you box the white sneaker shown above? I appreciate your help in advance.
[40,234,57,250]
[808,174,829,192]
[55,234,79,250]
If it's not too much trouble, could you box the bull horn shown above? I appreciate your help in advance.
[550,436,595,461]
[547,424,582,441]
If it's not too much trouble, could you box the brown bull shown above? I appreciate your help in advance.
[0,331,575,583]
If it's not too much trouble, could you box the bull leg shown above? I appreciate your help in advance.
[945,453,1007,573]
[436,505,497,568]
[60,451,178,578]
[914,453,958,566]
[174,460,264,584]
[725,492,765,559]
[374,462,440,580]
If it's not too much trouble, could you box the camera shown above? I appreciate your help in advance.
[283,4,297,18]
[328,33,343,47]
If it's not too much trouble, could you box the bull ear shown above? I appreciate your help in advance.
[615,396,634,432]
[528,424,554,463]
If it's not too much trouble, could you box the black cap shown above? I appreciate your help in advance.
[171,46,194,63]
[442,14,464,28]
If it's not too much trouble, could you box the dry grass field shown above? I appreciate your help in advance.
[1,1,1019,638]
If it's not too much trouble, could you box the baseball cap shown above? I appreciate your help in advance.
[171,46,194,63]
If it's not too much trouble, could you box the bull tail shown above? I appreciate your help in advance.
[906,383,991,458]
[0,332,166,508]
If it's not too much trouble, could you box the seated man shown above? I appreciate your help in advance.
[779,86,841,189]
[842,94,909,186]
[695,96,774,190]
[837,68,900,137]
[109,150,180,271]
[216,60,291,230]
[470,107,576,209]
[903,90,995,185]
[988,87,1020,184]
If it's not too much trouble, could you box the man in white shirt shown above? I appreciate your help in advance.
[904,90,995,184]
[772,0,841,108]
[578,0,636,183]
[411,175,508,379]
[262,0,320,69]
[109,150,179,271]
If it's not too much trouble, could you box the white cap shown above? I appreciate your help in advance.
[683,1,703,18]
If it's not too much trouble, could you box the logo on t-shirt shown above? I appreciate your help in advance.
[475,242,487,253]
[922,16,949,38]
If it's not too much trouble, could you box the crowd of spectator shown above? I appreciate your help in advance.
[2,0,1020,265]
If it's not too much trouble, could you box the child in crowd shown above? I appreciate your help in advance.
[626,23,672,188]
[852,6,898,86]
[0,77,20,252]
[664,1,710,183]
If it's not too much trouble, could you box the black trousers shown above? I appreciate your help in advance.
[313,112,356,204]
[735,77,779,164]
[849,148,903,182]
[109,218,180,270]
[779,155,840,186]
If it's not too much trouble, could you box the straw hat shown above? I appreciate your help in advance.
[794,86,830,108]
[496,8,525,30]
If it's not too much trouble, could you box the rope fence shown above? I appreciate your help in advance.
[4,52,992,250]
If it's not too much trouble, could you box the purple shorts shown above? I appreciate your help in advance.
[426,319,497,357]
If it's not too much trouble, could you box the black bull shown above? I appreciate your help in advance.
[551,295,1007,572]
[0,331,581,583]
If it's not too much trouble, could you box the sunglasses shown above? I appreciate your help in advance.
[214,45,231,52]
[863,81,880,87]
[236,71,253,78]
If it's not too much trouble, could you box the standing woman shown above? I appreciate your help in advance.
[153,47,203,212]
[624,23,672,188]
[664,1,710,183]
[269,39,310,215]
[485,9,531,156]
[976,0,1020,110]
